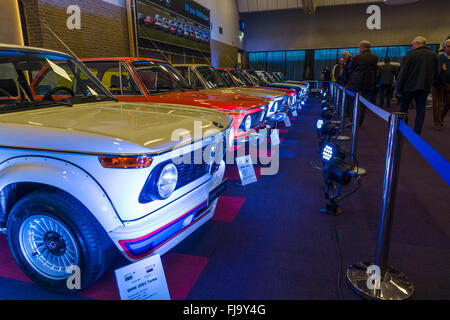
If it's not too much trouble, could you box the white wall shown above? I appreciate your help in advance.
[0,0,24,45]
[195,0,243,49]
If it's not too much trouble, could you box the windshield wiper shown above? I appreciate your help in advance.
[0,99,73,114]
[66,95,118,104]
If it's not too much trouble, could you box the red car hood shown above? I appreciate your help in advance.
[149,91,267,111]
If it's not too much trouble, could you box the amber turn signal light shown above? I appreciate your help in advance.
[99,156,152,168]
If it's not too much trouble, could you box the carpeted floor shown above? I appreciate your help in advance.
[0,96,448,300]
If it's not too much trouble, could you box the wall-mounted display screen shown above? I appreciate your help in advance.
[136,0,211,56]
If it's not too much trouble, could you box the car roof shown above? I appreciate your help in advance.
[81,57,167,64]
[173,64,211,67]
[0,43,71,57]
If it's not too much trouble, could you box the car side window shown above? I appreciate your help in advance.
[85,61,141,96]
[178,67,203,89]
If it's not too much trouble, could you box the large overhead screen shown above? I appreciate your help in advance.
[136,0,211,56]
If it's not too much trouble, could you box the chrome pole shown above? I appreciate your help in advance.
[337,87,350,141]
[350,93,367,176]
[347,112,413,300]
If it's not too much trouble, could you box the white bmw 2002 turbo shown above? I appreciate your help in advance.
[0,44,231,292]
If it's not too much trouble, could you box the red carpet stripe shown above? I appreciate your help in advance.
[212,196,246,223]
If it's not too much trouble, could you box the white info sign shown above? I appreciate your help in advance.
[235,154,257,186]
[270,129,280,146]
[284,116,292,127]
[115,254,171,300]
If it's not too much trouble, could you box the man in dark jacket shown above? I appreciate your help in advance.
[347,40,379,127]
[432,39,450,129]
[396,36,440,134]
[378,58,396,108]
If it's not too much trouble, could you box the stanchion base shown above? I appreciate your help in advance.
[336,135,350,141]
[347,261,414,300]
[351,167,367,176]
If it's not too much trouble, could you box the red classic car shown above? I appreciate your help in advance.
[81,58,269,143]
[216,67,298,113]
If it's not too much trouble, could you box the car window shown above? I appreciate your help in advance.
[216,70,235,87]
[196,66,227,89]
[176,67,204,90]
[84,61,141,96]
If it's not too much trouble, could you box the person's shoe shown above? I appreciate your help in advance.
[433,125,442,131]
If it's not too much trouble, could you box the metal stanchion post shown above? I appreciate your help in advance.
[350,93,367,176]
[347,112,413,300]
[316,81,319,95]
[337,87,350,141]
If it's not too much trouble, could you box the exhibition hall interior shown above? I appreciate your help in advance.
[0,0,449,302]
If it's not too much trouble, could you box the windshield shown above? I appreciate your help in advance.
[263,72,276,83]
[256,71,271,83]
[244,70,263,85]
[230,70,253,86]
[0,49,114,112]
[215,69,236,87]
[196,66,228,89]
[131,60,192,93]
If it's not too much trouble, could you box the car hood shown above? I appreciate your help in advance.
[271,82,305,89]
[149,91,267,111]
[0,101,231,155]
[208,88,284,100]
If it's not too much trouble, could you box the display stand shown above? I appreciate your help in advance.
[347,112,414,300]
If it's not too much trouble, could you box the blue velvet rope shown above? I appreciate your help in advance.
[359,95,391,122]
[399,121,450,186]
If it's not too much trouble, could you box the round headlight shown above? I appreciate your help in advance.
[244,115,252,131]
[156,163,178,199]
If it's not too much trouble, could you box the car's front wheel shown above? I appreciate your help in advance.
[7,188,116,293]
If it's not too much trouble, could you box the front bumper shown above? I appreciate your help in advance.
[109,161,226,261]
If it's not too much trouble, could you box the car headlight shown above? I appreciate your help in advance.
[244,115,252,131]
[156,163,178,199]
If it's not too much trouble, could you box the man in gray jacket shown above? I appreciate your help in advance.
[396,36,440,134]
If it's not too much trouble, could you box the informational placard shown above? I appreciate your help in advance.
[115,254,171,300]
[270,129,280,146]
[235,154,257,186]
[284,116,292,127]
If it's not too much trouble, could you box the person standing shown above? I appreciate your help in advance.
[378,57,396,108]
[432,39,450,129]
[322,66,331,92]
[347,40,379,127]
[396,36,440,134]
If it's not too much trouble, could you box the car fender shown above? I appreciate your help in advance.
[0,156,123,232]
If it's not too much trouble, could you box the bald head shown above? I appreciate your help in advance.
[412,36,427,50]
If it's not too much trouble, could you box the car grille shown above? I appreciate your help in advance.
[250,109,266,128]
[174,148,210,190]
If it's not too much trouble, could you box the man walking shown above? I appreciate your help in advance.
[432,39,450,129]
[378,58,396,108]
[396,36,440,134]
[347,40,379,127]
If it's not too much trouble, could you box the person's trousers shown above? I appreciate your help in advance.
[380,84,393,108]
[358,90,376,127]
[400,90,428,134]
[432,84,450,127]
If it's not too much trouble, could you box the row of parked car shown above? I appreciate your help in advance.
[138,12,210,44]
[0,44,308,293]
